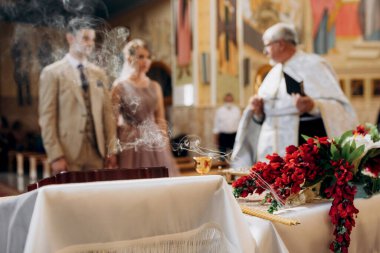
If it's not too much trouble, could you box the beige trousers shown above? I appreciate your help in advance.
[69,138,103,171]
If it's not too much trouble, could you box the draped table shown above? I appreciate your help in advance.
[0,176,255,253]
[242,194,380,253]
[0,175,380,253]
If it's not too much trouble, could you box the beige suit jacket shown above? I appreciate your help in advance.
[39,56,116,164]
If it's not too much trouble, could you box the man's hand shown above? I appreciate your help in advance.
[51,157,68,175]
[249,95,264,117]
[105,154,118,169]
[293,94,315,114]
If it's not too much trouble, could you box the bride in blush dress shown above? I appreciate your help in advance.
[111,39,179,176]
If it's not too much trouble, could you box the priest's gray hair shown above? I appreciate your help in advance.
[262,23,298,45]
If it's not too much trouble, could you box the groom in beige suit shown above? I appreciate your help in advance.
[39,17,117,174]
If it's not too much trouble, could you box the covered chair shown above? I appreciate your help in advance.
[20,175,256,253]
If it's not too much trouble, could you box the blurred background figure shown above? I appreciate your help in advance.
[111,39,179,177]
[39,17,117,174]
[213,93,241,155]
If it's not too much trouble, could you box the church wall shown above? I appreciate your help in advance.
[109,0,172,68]
[0,21,66,132]
[171,106,220,151]
[0,0,379,157]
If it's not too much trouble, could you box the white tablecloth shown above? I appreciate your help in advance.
[1,176,380,253]
[0,176,256,253]
[245,195,380,253]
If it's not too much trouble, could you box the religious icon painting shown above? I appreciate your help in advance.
[174,0,193,84]
[216,0,239,103]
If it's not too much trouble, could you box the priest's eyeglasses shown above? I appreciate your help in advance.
[263,40,280,54]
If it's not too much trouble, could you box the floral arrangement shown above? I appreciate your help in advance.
[232,123,380,253]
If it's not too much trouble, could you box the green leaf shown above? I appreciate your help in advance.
[338,130,353,146]
[330,143,340,161]
[337,225,347,234]
[301,134,311,142]
[347,144,365,164]
[342,142,351,160]
[365,123,380,142]
[350,140,356,151]
[267,199,279,214]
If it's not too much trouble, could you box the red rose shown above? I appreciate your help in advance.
[336,235,344,243]
[352,125,368,136]
[241,190,249,198]
[317,136,330,146]
[286,145,298,154]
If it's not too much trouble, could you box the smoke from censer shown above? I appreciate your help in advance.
[171,135,231,162]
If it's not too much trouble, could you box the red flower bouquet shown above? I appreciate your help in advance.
[232,124,380,253]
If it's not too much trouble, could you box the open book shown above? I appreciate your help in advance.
[283,71,305,96]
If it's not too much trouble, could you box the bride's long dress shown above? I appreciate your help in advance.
[112,80,179,176]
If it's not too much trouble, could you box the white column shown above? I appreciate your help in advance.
[17,176,24,192]
[29,156,37,182]
[43,158,50,178]
[16,153,24,176]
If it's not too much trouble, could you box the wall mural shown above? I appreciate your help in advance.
[11,39,32,106]
[37,33,55,69]
[358,0,380,41]
[311,0,363,55]
[241,0,380,55]
[174,0,192,83]
[217,0,237,76]
[242,0,304,53]
[216,0,239,103]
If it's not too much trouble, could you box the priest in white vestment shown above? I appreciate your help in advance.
[232,23,358,168]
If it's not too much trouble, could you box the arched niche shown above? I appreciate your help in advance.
[253,64,272,94]
[147,61,173,107]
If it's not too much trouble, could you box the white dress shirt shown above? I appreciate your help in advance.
[213,103,241,134]
[65,53,88,87]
